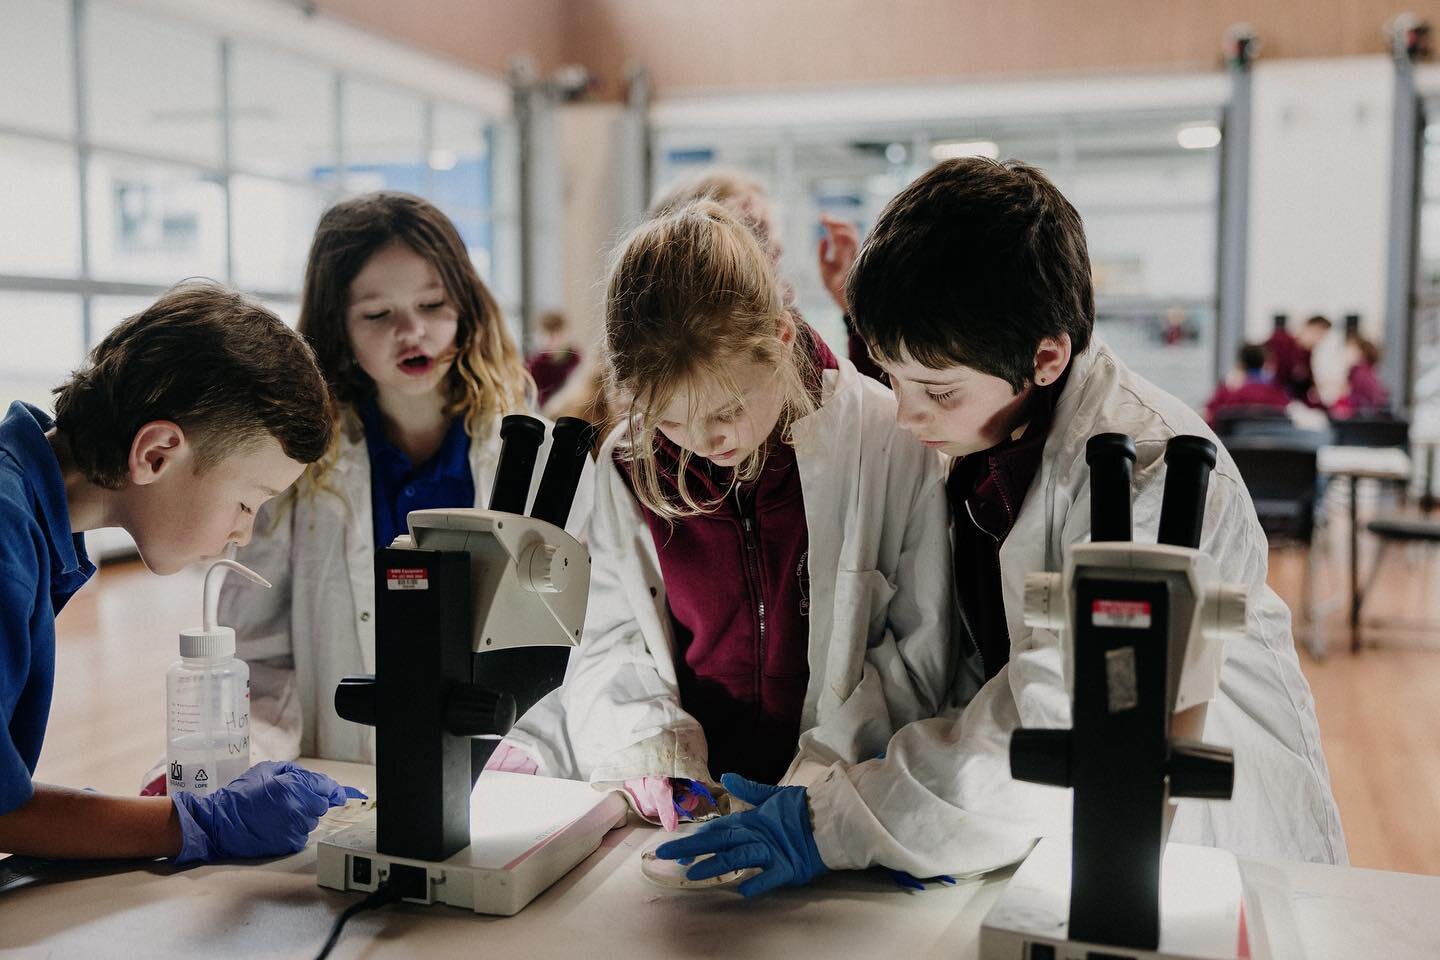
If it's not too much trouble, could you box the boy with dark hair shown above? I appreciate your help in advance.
[1203,343,1292,425]
[0,281,356,863]
[657,158,1343,894]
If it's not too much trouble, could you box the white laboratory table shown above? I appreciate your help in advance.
[1316,444,1413,655]
[4,758,1440,959]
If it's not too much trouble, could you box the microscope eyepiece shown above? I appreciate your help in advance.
[1085,433,1137,543]
[1157,435,1218,550]
[529,417,598,528]
[489,414,546,514]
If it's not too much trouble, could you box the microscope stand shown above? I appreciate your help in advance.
[981,837,1248,960]
[317,771,628,916]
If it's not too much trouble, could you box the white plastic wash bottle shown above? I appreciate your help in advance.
[166,560,269,797]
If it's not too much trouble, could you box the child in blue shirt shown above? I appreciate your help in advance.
[0,281,356,864]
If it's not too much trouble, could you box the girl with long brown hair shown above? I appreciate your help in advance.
[216,192,590,764]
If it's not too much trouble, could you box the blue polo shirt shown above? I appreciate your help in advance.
[0,402,95,815]
[359,400,475,551]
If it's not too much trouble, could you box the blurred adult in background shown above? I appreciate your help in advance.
[1331,335,1391,420]
[818,214,885,381]
[525,309,581,407]
[1271,314,1332,406]
[542,353,617,458]
[651,168,883,381]
[1204,342,1292,426]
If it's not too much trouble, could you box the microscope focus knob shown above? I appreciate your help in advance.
[1168,739,1234,800]
[445,684,519,737]
[521,542,570,594]
[1201,583,1248,645]
[334,674,377,727]
[1010,728,1073,787]
[1023,572,1065,632]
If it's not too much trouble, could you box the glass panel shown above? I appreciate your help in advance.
[341,77,426,195]
[0,134,81,276]
[487,120,522,324]
[87,153,226,284]
[0,292,84,408]
[231,176,326,293]
[84,0,221,165]
[0,0,74,136]
[430,104,492,215]
[1411,105,1440,407]
[230,42,336,183]
[657,112,1226,404]
[90,294,156,347]
[787,136,918,352]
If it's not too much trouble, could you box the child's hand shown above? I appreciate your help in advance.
[817,215,861,312]
[623,776,679,831]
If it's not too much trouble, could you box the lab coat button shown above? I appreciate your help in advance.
[360,611,371,622]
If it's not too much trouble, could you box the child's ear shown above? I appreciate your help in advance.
[776,311,799,347]
[1033,334,1072,387]
[128,421,187,486]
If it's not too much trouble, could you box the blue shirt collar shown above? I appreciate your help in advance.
[358,399,472,480]
[0,402,95,586]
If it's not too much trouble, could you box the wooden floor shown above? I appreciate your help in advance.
[33,499,1440,876]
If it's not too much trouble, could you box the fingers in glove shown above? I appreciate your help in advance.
[654,823,745,861]
[684,840,773,881]
[719,772,784,807]
[285,766,348,808]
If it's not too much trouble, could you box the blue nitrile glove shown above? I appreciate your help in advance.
[170,760,363,865]
[653,772,827,898]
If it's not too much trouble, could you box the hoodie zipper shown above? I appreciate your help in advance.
[736,488,767,707]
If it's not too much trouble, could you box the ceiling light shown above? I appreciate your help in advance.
[1177,125,1222,150]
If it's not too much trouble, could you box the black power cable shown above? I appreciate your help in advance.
[315,881,404,960]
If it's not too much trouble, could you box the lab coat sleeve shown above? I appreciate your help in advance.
[804,452,1082,877]
[806,665,1067,877]
[557,454,710,785]
[219,495,302,762]
[862,452,954,726]
[790,445,954,773]
[563,453,597,543]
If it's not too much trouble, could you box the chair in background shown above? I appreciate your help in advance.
[1214,406,1298,442]
[1329,415,1409,449]
[1225,437,1327,656]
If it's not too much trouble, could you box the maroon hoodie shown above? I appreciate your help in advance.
[617,329,838,784]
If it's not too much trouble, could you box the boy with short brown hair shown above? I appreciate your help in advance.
[0,281,355,864]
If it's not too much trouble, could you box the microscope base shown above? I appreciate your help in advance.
[317,771,628,916]
[980,837,1248,960]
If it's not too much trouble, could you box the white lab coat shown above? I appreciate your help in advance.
[502,358,955,785]
[806,339,1347,877]
[219,407,593,763]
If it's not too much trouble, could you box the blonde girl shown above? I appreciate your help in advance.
[502,201,951,828]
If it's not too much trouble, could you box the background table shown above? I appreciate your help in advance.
[1316,444,1412,653]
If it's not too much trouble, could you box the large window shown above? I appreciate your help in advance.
[0,0,513,409]
[1412,97,1440,410]
[654,109,1223,408]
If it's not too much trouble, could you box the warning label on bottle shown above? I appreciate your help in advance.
[386,567,429,590]
[1091,599,1152,629]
